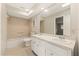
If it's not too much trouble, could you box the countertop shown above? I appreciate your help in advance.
[32,33,76,50]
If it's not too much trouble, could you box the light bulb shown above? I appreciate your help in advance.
[44,9,48,12]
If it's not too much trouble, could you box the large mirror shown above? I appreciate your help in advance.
[32,3,70,36]
[39,4,70,36]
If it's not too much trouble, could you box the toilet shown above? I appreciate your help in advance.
[23,37,32,47]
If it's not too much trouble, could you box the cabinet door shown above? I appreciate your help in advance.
[31,37,39,54]
[31,38,36,50]
[31,37,45,56]
[37,40,45,56]
[45,43,68,56]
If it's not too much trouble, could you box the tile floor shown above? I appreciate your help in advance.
[5,46,35,56]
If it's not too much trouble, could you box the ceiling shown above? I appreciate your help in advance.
[6,3,70,19]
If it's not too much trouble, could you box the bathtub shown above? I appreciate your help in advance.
[7,38,24,49]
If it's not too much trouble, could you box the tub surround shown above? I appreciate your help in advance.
[7,16,32,39]
[31,33,76,56]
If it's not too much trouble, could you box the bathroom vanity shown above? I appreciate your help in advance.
[31,34,75,56]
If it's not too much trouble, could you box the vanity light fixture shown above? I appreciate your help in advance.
[44,9,48,12]
[41,8,44,10]
[62,3,71,7]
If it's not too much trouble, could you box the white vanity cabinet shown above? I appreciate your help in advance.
[31,35,75,56]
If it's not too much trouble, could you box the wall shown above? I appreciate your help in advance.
[0,4,7,55]
[7,16,32,39]
[78,5,79,56]
[70,4,79,55]
[0,3,1,56]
